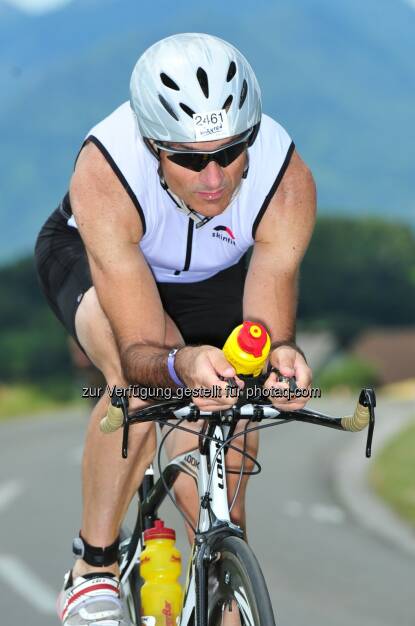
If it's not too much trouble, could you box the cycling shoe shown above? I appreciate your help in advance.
[58,570,125,625]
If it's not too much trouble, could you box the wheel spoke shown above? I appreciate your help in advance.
[234,589,255,625]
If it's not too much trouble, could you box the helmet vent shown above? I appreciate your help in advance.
[226,61,237,82]
[239,79,248,109]
[196,67,209,98]
[179,103,196,118]
[158,94,179,121]
[222,95,233,112]
[160,73,180,91]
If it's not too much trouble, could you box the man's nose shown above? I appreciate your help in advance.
[199,160,225,189]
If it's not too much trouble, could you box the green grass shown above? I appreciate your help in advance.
[0,382,84,419]
[315,355,379,393]
[369,419,415,528]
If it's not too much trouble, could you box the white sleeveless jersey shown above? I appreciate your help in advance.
[68,102,294,283]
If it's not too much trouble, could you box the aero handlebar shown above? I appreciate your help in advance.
[100,387,376,460]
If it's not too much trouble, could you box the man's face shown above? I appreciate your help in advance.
[158,135,247,217]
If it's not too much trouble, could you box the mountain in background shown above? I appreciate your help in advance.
[1,0,414,263]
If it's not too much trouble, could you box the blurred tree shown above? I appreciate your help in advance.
[299,217,415,344]
[0,257,72,382]
[316,355,380,391]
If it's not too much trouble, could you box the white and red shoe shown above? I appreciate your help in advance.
[57,571,125,625]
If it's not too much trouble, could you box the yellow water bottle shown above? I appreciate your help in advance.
[223,321,271,376]
[140,519,183,626]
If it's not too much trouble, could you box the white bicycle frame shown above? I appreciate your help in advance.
[179,422,239,625]
[120,422,240,626]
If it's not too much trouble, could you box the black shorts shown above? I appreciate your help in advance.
[34,206,247,351]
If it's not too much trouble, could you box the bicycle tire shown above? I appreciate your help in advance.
[207,536,276,626]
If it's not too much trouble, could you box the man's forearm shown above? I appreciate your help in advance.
[121,344,174,388]
[243,271,299,343]
[244,271,309,370]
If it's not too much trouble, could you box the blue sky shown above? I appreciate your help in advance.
[3,0,415,14]
[1,0,73,13]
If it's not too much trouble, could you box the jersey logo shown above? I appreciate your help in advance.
[212,225,236,245]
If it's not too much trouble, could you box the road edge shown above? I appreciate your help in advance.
[333,402,415,557]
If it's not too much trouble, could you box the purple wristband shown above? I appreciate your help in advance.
[167,348,186,388]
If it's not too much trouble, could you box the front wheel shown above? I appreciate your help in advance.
[208,536,276,626]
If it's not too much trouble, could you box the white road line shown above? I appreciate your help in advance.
[310,504,345,524]
[0,555,56,614]
[283,500,345,524]
[0,480,24,513]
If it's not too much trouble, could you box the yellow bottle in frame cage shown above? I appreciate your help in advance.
[140,520,183,626]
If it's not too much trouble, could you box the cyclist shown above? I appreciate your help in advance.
[35,33,316,625]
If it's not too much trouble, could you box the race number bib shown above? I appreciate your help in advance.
[193,109,230,140]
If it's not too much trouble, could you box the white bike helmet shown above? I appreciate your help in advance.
[130,33,262,145]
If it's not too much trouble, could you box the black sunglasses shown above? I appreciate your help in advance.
[154,133,250,172]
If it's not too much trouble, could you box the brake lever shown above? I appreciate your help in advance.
[110,393,130,459]
[359,387,376,458]
[121,400,130,459]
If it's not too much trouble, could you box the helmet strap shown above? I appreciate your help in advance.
[157,166,212,228]
[248,122,261,147]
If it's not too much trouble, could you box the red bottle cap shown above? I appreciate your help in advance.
[237,321,268,358]
[143,519,176,541]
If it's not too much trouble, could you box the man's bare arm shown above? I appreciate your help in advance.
[70,142,177,387]
[244,149,316,406]
[244,149,316,342]
[70,143,236,402]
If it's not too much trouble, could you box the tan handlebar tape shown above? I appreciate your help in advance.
[341,402,370,432]
[100,404,124,434]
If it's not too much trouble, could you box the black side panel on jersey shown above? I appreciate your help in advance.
[252,141,295,239]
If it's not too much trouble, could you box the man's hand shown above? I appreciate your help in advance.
[175,346,244,410]
[263,345,312,411]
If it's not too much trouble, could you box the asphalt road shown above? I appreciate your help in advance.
[0,397,413,626]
